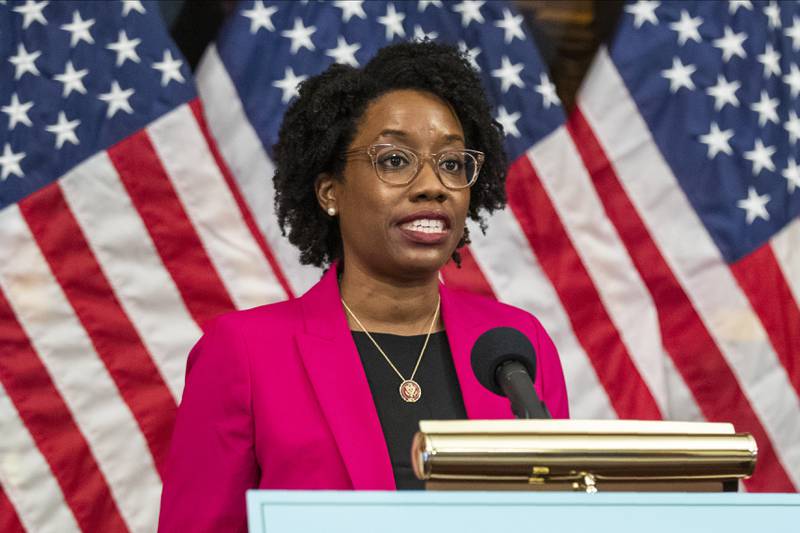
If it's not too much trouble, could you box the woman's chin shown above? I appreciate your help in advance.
[368,230,459,279]
[389,247,454,278]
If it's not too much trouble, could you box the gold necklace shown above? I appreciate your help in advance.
[341,296,441,403]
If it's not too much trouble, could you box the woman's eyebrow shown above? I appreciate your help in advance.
[376,130,465,144]
[377,129,410,139]
[441,133,465,143]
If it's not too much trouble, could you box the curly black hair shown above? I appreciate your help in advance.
[273,40,508,268]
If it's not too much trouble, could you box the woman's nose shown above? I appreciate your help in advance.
[410,157,448,201]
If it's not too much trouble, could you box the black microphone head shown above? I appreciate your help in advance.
[470,327,537,396]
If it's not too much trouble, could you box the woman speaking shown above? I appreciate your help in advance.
[158,41,568,531]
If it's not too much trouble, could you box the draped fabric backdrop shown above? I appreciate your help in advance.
[0,1,797,531]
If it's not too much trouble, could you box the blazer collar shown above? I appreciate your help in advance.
[296,265,512,490]
[296,266,395,490]
[439,283,515,420]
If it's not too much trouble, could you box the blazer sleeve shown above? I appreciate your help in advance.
[529,313,570,419]
[157,316,257,533]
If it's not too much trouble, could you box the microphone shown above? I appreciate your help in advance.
[470,327,551,419]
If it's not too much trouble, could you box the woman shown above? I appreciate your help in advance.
[158,41,568,531]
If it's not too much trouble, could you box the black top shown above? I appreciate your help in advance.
[351,331,467,490]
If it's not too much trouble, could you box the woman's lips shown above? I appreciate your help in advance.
[396,217,450,244]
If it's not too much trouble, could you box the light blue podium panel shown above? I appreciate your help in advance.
[247,490,800,533]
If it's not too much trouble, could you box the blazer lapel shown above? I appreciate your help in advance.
[296,267,395,490]
[440,284,515,420]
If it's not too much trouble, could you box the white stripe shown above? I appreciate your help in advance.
[771,217,800,306]
[60,152,200,402]
[528,128,702,421]
[0,205,163,533]
[466,213,617,419]
[196,45,321,295]
[579,48,800,487]
[147,105,287,309]
[0,382,80,533]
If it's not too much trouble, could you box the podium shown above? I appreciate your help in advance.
[246,420,794,532]
[246,491,800,533]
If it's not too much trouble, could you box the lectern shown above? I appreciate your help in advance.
[247,491,800,533]
[246,420,797,533]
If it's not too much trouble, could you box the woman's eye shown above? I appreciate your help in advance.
[440,158,463,173]
[379,152,410,169]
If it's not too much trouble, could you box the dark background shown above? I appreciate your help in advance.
[158,0,625,112]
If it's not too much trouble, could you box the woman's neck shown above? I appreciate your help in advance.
[338,261,443,336]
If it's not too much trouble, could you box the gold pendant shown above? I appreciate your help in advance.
[399,379,422,403]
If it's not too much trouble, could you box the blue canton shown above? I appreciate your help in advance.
[613,0,800,263]
[216,0,564,166]
[0,0,194,210]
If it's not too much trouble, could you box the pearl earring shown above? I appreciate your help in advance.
[327,207,336,216]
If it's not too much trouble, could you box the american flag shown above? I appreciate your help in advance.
[572,0,800,491]
[0,0,287,531]
[1,0,798,530]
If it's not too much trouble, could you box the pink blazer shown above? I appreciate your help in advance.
[158,266,569,532]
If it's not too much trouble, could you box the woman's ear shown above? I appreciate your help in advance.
[315,172,337,216]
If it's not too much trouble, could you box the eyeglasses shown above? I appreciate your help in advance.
[343,144,485,190]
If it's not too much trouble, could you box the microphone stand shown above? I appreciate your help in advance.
[496,361,551,419]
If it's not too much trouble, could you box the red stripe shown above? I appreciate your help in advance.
[189,99,295,299]
[567,108,796,491]
[19,183,177,477]
[507,154,663,420]
[108,131,236,326]
[731,243,800,398]
[0,485,26,533]
[441,245,496,298]
[0,289,129,533]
